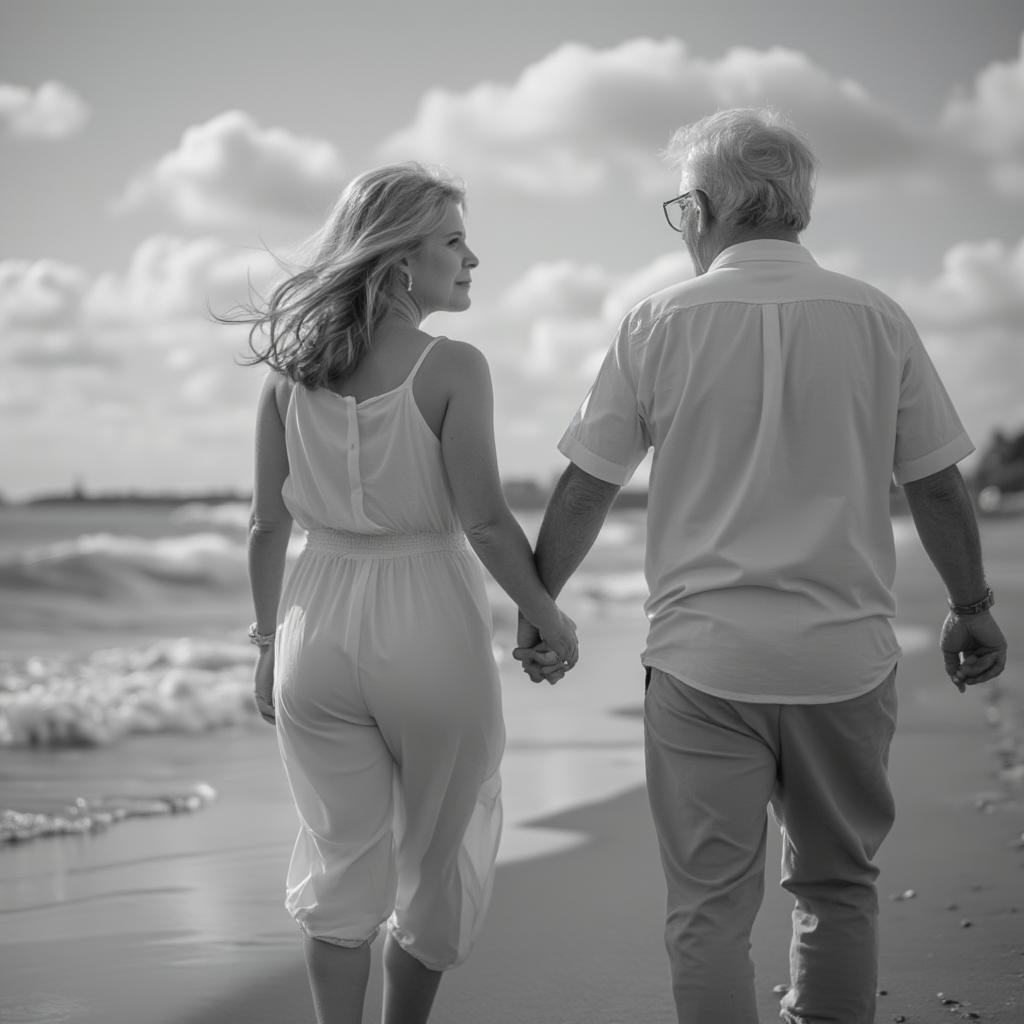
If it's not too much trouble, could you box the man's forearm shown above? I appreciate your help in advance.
[902,465,988,606]
[534,463,621,597]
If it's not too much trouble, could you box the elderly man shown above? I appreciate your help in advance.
[514,108,1007,1024]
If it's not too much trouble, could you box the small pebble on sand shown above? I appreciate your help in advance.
[889,888,917,901]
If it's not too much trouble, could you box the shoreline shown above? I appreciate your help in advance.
[2,675,1021,1024]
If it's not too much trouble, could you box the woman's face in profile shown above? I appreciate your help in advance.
[406,202,479,316]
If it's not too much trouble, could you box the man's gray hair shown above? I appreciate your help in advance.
[665,108,817,232]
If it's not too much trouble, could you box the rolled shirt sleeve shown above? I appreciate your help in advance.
[893,325,975,485]
[558,317,651,486]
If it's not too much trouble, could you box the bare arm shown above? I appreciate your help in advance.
[514,463,621,681]
[902,464,1006,689]
[534,463,622,598]
[438,342,577,664]
[247,373,294,721]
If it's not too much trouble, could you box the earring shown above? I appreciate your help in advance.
[405,271,414,293]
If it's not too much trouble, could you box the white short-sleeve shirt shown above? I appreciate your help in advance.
[559,240,974,703]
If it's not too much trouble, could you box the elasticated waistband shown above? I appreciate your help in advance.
[305,528,468,558]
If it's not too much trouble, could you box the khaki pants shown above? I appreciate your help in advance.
[644,667,898,1024]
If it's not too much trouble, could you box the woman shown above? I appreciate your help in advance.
[239,163,577,1024]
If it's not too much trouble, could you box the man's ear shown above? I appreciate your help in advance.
[693,190,712,235]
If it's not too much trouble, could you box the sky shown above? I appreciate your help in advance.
[1,0,1023,499]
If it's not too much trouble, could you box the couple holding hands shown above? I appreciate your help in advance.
[241,107,1006,1024]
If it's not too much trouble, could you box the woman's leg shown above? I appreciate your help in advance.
[303,934,371,1024]
[381,930,443,1024]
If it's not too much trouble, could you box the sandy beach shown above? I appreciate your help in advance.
[2,517,1022,1023]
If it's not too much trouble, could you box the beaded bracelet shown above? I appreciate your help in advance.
[248,622,277,647]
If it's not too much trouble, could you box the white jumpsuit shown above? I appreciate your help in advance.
[273,339,505,970]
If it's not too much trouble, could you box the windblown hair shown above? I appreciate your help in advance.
[665,108,817,232]
[233,163,465,388]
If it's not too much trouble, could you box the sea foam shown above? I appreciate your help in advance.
[0,638,260,748]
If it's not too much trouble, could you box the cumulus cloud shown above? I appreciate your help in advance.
[0,259,91,329]
[0,237,281,387]
[116,110,347,226]
[893,237,1024,333]
[500,260,613,319]
[941,33,1024,197]
[0,239,278,493]
[86,234,281,325]
[485,250,693,385]
[0,81,90,139]
[380,37,931,197]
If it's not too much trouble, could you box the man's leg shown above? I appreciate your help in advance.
[644,668,779,1024]
[773,671,898,1024]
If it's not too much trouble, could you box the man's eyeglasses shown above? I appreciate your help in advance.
[662,190,699,232]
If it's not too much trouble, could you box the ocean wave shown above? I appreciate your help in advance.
[0,532,249,600]
[0,638,260,748]
[171,501,251,531]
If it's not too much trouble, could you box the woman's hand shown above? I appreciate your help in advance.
[254,647,276,724]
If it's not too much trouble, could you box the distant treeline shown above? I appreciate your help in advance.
[8,426,1023,513]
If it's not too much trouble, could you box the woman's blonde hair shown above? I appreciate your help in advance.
[665,108,817,232]
[236,162,465,388]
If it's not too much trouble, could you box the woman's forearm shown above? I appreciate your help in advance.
[464,511,559,628]
[247,516,293,633]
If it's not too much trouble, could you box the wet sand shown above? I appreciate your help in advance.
[1,519,1022,1023]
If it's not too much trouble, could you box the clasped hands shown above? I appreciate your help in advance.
[512,613,578,685]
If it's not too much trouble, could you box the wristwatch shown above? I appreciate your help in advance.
[948,587,995,616]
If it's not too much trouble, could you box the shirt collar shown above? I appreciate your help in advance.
[707,239,817,273]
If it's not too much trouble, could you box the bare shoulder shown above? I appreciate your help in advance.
[259,370,294,423]
[428,337,491,381]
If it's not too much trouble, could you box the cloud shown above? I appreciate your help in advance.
[941,33,1024,198]
[380,37,931,197]
[0,259,91,329]
[0,81,90,139]
[893,237,1024,333]
[500,260,613,319]
[86,234,282,325]
[882,236,1024,442]
[116,110,347,226]
[0,237,282,397]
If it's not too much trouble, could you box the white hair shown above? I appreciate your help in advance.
[665,108,817,232]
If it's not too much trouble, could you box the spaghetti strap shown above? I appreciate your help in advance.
[403,336,446,387]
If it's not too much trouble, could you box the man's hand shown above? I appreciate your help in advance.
[940,610,1007,692]
[254,647,276,723]
[513,614,570,685]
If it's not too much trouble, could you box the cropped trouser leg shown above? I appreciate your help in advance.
[644,668,897,1024]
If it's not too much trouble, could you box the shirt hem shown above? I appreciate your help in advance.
[557,433,634,486]
[641,656,900,705]
[893,432,975,485]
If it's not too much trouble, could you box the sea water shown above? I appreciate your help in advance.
[0,501,656,848]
